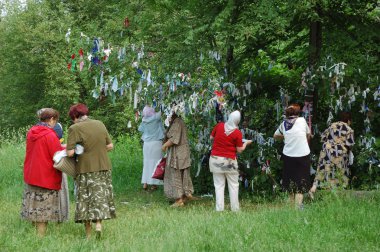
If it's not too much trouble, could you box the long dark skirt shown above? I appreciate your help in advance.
[282,154,311,193]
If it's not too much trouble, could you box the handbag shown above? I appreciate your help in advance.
[152,157,166,180]
[53,156,76,177]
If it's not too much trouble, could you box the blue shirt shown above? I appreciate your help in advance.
[138,112,165,142]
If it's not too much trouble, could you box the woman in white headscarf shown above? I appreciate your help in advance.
[138,106,165,190]
[209,111,252,211]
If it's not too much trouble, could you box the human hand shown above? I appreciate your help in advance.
[162,145,167,152]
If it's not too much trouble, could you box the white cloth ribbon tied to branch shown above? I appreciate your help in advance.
[65,28,71,43]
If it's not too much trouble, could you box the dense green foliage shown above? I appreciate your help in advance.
[0,0,379,194]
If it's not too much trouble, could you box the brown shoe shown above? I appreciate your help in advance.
[185,194,199,201]
[170,200,184,208]
[150,185,158,191]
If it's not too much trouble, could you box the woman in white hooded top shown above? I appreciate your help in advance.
[138,106,165,190]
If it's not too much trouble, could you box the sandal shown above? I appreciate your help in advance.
[150,185,158,191]
[170,200,184,208]
[185,194,199,201]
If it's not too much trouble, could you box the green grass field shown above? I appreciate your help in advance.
[0,139,379,251]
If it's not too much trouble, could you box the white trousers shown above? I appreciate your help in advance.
[212,172,240,212]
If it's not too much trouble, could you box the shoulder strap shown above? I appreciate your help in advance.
[278,122,284,134]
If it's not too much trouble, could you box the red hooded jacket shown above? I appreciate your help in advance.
[24,125,64,190]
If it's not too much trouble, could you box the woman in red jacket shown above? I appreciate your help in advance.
[21,108,64,237]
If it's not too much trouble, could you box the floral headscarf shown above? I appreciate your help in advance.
[142,106,155,118]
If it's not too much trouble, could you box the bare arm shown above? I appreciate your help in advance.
[106,143,114,151]
[162,139,174,152]
[66,149,75,157]
[273,134,284,140]
[236,140,252,153]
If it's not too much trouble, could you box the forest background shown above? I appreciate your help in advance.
[0,0,379,195]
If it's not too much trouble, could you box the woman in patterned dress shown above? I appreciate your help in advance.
[162,111,194,207]
[67,103,116,239]
[310,112,354,195]
[21,108,64,237]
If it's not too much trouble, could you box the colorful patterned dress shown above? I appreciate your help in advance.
[316,121,354,189]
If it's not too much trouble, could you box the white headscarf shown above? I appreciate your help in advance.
[224,110,241,136]
[164,102,185,127]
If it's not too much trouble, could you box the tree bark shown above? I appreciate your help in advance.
[307,3,322,124]
[225,0,241,80]
[309,2,322,66]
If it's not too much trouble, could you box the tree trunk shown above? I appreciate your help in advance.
[225,0,241,80]
[308,4,322,124]
[309,20,322,66]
